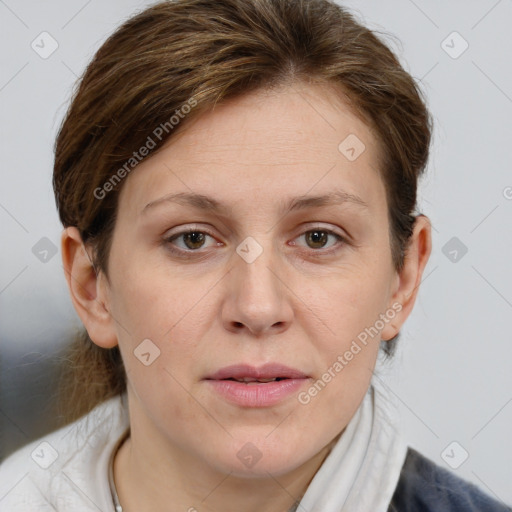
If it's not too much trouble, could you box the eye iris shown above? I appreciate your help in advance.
[184,231,205,249]
[306,230,328,249]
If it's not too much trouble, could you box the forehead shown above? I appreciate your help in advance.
[118,82,386,217]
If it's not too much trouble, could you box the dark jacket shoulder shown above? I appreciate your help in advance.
[388,447,511,512]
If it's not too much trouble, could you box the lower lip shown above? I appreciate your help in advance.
[206,378,308,407]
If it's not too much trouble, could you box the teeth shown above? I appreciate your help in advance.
[234,377,279,383]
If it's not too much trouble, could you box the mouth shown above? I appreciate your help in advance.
[205,363,308,381]
[204,363,310,407]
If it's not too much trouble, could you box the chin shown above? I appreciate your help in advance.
[209,435,314,479]
[224,457,305,480]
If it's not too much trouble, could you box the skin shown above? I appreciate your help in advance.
[62,82,431,512]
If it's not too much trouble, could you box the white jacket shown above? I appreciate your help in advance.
[0,395,129,511]
[0,383,408,511]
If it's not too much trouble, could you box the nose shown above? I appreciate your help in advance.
[221,241,293,337]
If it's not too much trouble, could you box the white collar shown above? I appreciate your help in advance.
[0,372,404,511]
[297,376,407,511]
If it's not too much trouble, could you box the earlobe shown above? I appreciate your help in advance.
[381,215,432,342]
[61,227,118,348]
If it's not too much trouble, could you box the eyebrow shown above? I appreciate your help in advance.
[142,190,369,215]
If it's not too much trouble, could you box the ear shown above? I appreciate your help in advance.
[381,215,432,342]
[61,226,118,348]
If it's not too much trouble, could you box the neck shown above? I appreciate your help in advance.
[113,430,337,512]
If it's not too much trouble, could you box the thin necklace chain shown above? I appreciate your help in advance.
[109,449,302,512]
[111,474,302,512]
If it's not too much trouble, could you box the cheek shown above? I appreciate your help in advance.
[299,284,382,418]
[109,254,208,340]
[300,270,388,408]
[108,263,215,404]
[312,270,390,348]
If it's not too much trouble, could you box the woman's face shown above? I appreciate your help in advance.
[100,83,413,476]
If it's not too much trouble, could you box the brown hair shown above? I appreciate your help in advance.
[53,0,432,423]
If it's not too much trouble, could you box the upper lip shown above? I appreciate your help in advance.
[205,363,308,381]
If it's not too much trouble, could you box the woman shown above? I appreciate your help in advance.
[0,0,509,510]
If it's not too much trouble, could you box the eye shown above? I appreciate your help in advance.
[163,226,346,257]
[164,229,218,253]
[292,228,345,252]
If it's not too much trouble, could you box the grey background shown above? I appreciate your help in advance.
[0,0,511,506]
